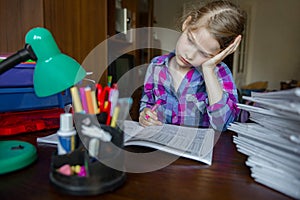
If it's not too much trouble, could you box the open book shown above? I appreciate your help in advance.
[37,120,215,165]
[123,120,215,165]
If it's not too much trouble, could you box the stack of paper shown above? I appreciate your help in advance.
[228,88,300,199]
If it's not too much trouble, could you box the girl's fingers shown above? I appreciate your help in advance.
[139,109,162,127]
[208,35,242,66]
[221,35,241,57]
[229,35,242,53]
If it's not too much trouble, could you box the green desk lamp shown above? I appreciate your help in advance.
[0,27,86,174]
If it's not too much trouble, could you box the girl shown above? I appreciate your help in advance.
[139,0,246,131]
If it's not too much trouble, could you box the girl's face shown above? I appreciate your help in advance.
[175,26,221,68]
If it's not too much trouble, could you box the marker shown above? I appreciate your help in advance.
[107,75,112,87]
[109,84,119,118]
[110,105,120,127]
[80,87,89,113]
[70,86,83,113]
[84,86,95,114]
[91,90,99,114]
[117,97,133,122]
[145,99,162,120]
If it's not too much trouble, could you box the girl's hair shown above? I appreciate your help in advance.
[181,0,246,49]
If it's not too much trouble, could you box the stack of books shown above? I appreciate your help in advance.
[228,88,300,199]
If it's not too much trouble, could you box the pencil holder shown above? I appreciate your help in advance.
[49,113,126,196]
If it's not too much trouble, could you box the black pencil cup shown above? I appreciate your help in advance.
[49,117,126,196]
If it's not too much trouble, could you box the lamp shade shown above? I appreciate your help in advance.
[25,27,86,97]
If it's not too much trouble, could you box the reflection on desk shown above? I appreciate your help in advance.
[0,129,291,200]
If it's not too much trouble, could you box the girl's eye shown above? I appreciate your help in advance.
[199,51,210,58]
[186,31,214,59]
[187,34,193,43]
[186,32,195,43]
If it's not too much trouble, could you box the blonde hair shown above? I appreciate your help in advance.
[181,0,246,49]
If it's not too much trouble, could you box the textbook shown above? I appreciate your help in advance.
[123,120,215,165]
[38,120,215,165]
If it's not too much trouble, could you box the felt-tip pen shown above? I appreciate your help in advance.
[145,99,162,120]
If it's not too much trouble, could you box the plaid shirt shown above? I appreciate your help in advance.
[140,52,239,131]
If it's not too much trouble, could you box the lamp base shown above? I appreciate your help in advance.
[0,140,37,174]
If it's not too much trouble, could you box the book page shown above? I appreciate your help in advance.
[251,88,300,100]
[243,96,300,117]
[123,120,215,165]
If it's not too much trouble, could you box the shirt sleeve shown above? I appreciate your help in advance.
[139,62,156,112]
[206,63,240,131]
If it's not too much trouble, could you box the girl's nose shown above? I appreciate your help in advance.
[185,44,197,61]
[185,50,195,61]
[185,54,192,62]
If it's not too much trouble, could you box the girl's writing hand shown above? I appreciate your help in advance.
[202,35,242,69]
[139,108,163,127]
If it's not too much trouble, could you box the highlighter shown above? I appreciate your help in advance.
[145,99,162,120]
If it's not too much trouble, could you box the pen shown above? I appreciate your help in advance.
[145,99,162,120]
[104,101,111,125]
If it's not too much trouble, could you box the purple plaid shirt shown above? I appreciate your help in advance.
[140,52,239,131]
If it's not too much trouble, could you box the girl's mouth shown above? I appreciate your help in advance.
[179,56,191,66]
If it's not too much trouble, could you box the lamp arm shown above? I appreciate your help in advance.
[0,44,37,75]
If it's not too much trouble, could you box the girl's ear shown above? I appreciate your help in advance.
[182,16,192,31]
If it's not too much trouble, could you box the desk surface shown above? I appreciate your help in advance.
[0,129,291,200]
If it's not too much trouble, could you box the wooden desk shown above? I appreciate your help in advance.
[0,129,291,200]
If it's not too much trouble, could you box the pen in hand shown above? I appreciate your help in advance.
[145,99,162,120]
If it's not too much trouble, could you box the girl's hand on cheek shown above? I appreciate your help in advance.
[139,108,163,127]
[202,35,242,70]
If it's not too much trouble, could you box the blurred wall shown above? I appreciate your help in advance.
[153,0,300,90]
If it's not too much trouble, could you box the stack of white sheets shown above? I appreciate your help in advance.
[229,88,300,199]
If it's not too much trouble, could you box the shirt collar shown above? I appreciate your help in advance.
[154,51,176,66]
